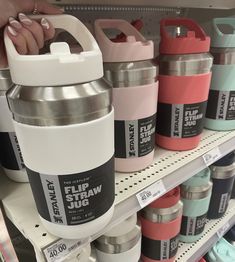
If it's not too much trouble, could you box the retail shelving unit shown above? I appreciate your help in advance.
[1,1,235,261]
[49,0,235,9]
[1,129,235,261]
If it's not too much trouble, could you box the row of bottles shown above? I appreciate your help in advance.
[94,152,235,262]
[1,14,235,240]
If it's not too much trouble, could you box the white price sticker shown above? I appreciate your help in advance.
[43,239,81,262]
[203,147,222,166]
[136,180,166,208]
[217,222,230,239]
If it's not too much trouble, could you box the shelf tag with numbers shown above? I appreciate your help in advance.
[203,147,222,167]
[136,179,166,208]
[43,239,81,262]
[217,222,230,239]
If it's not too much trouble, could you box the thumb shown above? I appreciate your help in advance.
[36,2,63,14]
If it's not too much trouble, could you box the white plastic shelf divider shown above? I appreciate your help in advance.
[1,129,235,261]
[49,0,235,9]
[175,199,235,262]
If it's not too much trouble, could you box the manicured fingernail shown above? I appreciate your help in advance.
[41,18,50,30]
[7,26,18,36]
[18,13,32,26]
[9,17,22,30]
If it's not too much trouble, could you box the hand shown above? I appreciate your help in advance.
[0,0,63,68]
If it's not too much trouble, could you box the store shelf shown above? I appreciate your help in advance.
[1,129,235,261]
[49,0,235,9]
[175,199,235,262]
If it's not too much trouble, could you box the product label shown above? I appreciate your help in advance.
[142,234,179,260]
[136,179,166,208]
[180,213,207,236]
[218,193,229,214]
[206,90,235,120]
[217,222,230,239]
[203,147,222,167]
[156,102,207,138]
[0,132,25,170]
[27,156,115,225]
[43,239,82,262]
[115,114,156,158]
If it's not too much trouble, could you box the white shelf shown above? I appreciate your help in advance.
[1,129,235,261]
[49,0,235,9]
[176,200,235,262]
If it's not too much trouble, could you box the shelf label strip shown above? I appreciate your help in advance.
[42,238,81,262]
[202,147,222,167]
[136,179,166,209]
[217,222,230,239]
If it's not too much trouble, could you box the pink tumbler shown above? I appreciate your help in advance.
[156,18,213,151]
[140,187,183,262]
[95,19,158,172]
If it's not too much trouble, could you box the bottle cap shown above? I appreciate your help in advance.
[211,18,235,48]
[95,19,154,62]
[160,18,210,54]
[4,15,103,86]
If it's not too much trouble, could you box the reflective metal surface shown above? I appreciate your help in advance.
[94,224,141,254]
[211,47,235,65]
[141,201,183,223]
[159,53,213,76]
[7,78,112,126]
[104,60,158,87]
[0,69,12,95]
[211,163,235,179]
[181,182,212,200]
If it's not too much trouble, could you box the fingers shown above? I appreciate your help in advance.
[7,14,55,55]
[40,18,55,41]
[17,0,63,15]
[6,26,27,55]
[18,13,44,49]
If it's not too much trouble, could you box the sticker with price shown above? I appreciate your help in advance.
[43,239,81,262]
[202,147,222,167]
[217,222,230,239]
[136,180,166,208]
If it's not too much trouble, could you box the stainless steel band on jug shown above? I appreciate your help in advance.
[205,18,235,131]
[0,69,28,182]
[95,19,158,172]
[156,18,213,151]
[5,15,115,239]
[207,154,235,219]
[140,188,183,262]
[94,214,141,262]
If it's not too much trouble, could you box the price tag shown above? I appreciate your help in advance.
[136,180,166,208]
[202,147,222,167]
[43,239,81,262]
[217,222,230,239]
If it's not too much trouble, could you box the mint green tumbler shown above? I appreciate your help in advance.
[180,168,212,243]
[205,18,235,130]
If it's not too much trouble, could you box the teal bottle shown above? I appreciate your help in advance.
[205,18,235,130]
[179,168,212,243]
[207,238,235,262]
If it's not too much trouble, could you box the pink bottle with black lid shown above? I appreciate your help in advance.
[140,187,183,262]
[95,19,158,172]
[156,18,213,151]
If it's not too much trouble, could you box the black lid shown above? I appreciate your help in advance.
[214,151,235,167]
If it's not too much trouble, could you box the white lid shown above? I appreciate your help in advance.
[4,15,103,86]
